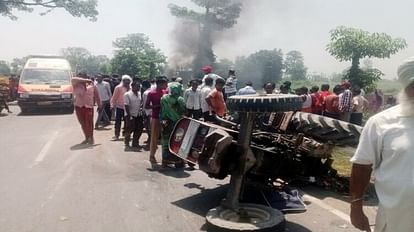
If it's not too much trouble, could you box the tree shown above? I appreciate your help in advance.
[235,49,284,87]
[10,57,29,74]
[327,26,407,88]
[0,0,98,20]
[0,60,10,75]
[284,50,307,80]
[169,0,242,77]
[111,33,166,78]
[61,47,110,75]
[61,47,90,74]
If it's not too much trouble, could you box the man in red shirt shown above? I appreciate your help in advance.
[320,84,331,99]
[206,77,226,121]
[322,85,342,119]
[310,86,323,115]
[145,76,168,166]
[72,77,101,145]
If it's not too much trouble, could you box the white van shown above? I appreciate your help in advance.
[17,56,74,113]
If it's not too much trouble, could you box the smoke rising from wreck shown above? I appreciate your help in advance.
[168,0,250,78]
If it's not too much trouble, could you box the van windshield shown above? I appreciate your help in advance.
[21,69,70,85]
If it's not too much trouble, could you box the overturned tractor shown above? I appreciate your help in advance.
[169,94,362,231]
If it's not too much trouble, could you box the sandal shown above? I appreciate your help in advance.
[149,157,159,168]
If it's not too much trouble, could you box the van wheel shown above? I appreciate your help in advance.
[20,107,29,114]
[66,106,74,114]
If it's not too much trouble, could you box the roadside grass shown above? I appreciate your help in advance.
[331,146,354,177]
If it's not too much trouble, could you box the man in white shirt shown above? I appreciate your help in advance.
[350,57,414,232]
[184,79,202,119]
[95,74,112,128]
[201,65,222,88]
[237,81,257,95]
[124,81,143,149]
[200,76,213,121]
[350,88,369,125]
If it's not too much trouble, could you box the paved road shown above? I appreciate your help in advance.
[0,105,377,232]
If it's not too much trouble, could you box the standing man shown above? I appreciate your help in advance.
[200,77,214,121]
[310,86,323,115]
[237,81,256,95]
[350,57,414,232]
[95,74,112,129]
[206,78,226,120]
[201,65,221,88]
[338,81,353,122]
[224,68,238,100]
[124,81,143,149]
[145,76,168,166]
[141,80,152,150]
[72,77,101,145]
[299,87,312,113]
[110,75,131,140]
[184,79,202,120]
[263,82,276,94]
[350,88,369,125]
[323,85,342,119]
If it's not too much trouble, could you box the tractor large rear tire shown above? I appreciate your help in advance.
[290,112,363,146]
[227,94,303,113]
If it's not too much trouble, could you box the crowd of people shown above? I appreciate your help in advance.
[71,64,394,170]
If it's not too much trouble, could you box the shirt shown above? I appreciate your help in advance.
[224,76,237,94]
[201,73,221,87]
[338,89,353,112]
[301,94,312,108]
[350,105,414,232]
[352,95,369,113]
[111,85,129,109]
[147,88,167,119]
[311,92,323,113]
[200,85,212,113]
[95,81,112,102]
[184,88,202,110]
[237,86,256,95]
[124,91,142,117]
[142,89,152,116]
[208,89,226,117]
[324,94,339,113]
[73,84,101,109]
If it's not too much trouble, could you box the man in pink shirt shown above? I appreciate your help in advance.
[145,76,168,166]
[110,75,131,140]
[72,77,102,145]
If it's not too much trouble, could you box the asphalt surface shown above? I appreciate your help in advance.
[0,105,378,232]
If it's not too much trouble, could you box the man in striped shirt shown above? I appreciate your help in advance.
[338,81,353,122]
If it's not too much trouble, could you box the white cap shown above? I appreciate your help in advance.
[121,75,132,82]
[398,57,414,86]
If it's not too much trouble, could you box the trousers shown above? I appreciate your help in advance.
[75,106,94,139]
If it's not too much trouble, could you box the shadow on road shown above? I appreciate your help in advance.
[171,184,228,217]
[174,183,313,232]
[158,168,191,178]
[70,143,101,150]
[199,221,311,232]
[18,108,73,116]
[301,185,378,207]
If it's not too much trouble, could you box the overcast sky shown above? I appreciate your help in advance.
[1,0,413,79]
